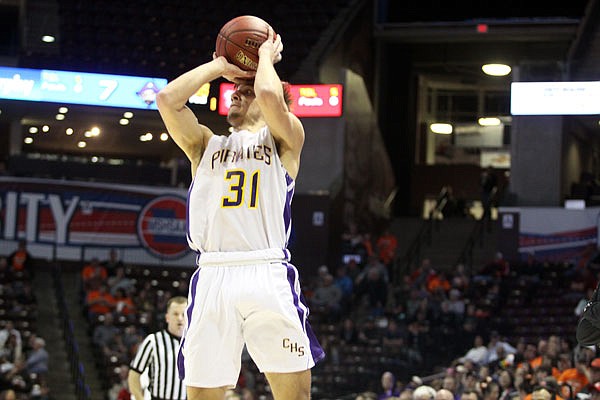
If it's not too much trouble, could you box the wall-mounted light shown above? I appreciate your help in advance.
[430,123,453,134]
[478,117,501,126]
[482,63,511,76]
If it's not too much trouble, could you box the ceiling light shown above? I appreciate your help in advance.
[28,127,38,134]
[77,141,86,148]
[90,127,100,136]
[160,133,169,141]
[91,156,99,163]
[123,112,134,119]
[42,125,50,132]
[430,123,453,134]
[66,128,74,135]
[140,133,153,142]
[482,63,511,76]
[42,35,55,43]
[55,114,65,120]
[119,118,130,125]
[58,107,68,113]
[84,131,92,138]
[478,117,501,126]
[24,137,33,144]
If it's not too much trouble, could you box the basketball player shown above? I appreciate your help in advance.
[156,27,325,400]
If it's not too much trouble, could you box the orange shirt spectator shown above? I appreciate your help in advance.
[427,271,451,293]
[557,364,589,397]
[8,240,32,272]
[376,229,398,266]
[82,258,108,290]
[86,285,116,317]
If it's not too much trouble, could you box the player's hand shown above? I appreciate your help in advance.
[213,53,256,83]
[258,28,283,64]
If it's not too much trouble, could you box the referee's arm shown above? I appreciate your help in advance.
[128,369,145,400]
[129,334,153,400]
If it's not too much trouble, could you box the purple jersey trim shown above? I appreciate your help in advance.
[177,267,201,380]
[283,172,294,247]
[284,262,326,365]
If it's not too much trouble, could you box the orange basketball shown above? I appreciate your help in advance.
[215,15,272,71]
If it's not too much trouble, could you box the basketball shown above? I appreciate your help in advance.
[215,15,272,71]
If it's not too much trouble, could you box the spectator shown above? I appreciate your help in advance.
[378,371,400,400]
[311,274,343,321]
[86,284,116,320]
[7,240,33,276]
[334,265,354,311]
[339,318,366,345]
[414,385,437,400]
[113,288,136,320]
[93,313,120,348]
[355,264,388,317]
[103,249,124,277]
[498,369,518,400]
[16,337,48,376]
[376,227,398,276]
[458,335,488,366]
[436,389,455,400]
[0,322,21,359]
[557,353,590,397]
[107,266,136,297]
[81,257,108,291]
[107,365,131,400]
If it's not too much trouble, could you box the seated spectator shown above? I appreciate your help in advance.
[378,370,400,399]
[311,273,343,321]
[355,265,388,317]
[81,257,108,291]
[86,284,116,320]
[339,318,367,345]
[458,335,489,365]
[113,288,136,321]
[8,240,33,275]
[107,364,131,400]
[23,337,48,376]
[107,266,135,296]
[93,313,120,348]
[6,337,49,381]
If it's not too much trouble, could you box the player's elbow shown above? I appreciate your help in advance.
[156,88,182,112]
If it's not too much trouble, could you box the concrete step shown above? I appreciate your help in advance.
[60,271,107,400]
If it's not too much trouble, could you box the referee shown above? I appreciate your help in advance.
[129,296,187,400]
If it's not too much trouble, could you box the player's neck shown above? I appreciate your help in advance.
[233,120,265,134]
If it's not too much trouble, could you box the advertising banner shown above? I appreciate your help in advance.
[0,177,195,266]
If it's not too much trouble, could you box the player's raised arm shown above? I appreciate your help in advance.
[254,29,305,179]
[156,57,254,175]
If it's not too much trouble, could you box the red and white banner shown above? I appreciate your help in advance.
[0,177,195,266]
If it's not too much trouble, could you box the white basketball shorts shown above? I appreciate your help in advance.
[177,248,325,388]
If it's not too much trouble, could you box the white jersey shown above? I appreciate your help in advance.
[186,127,294,255]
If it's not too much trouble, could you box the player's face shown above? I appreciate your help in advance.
[227,83,257,126]
[165,301,187,337]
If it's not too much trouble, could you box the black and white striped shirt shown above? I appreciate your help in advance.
[130,329,186,400]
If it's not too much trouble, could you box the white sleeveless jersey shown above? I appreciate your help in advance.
[186,127,294,254]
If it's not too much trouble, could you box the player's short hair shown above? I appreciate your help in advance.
[166,296,187,311]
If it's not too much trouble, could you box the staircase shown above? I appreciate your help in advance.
[34,266,76,400]
[60,269,106,400]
